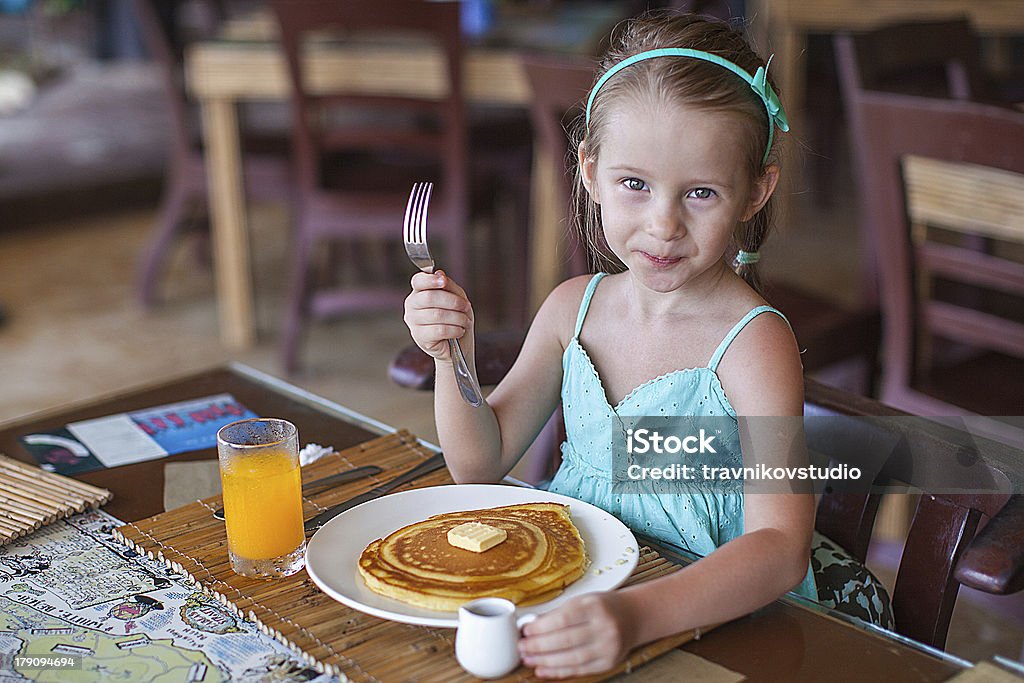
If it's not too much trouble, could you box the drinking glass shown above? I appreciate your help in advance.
[217,418,306,579]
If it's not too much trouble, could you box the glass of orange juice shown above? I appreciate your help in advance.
[217,418,306,579]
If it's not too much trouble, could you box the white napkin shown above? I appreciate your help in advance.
[299,443,334,466]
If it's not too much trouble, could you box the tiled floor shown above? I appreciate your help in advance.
[1,60,1020,667]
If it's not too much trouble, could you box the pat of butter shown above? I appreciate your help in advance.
[447,522,507,553]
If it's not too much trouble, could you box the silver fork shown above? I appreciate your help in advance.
[403,182,484,407]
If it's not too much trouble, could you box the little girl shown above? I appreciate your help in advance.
[405,13,887,679]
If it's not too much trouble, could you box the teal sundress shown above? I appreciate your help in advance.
[546,273,894,627]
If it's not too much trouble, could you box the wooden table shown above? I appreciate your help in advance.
[0,363,969,681]
[187,37,564,349]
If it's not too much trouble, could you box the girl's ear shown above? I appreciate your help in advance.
[742,164,780,221]
[578,141,600,204]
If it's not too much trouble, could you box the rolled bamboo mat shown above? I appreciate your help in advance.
[0,453,113,545]
[114,431,706,682]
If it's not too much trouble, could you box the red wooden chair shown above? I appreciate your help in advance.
[854,91,1024,445]
[833,18,998,309]
[129,0,292,306]
[804,378,1022,649]
[270,0,469,372]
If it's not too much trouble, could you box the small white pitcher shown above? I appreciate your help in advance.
[455,598,537,679]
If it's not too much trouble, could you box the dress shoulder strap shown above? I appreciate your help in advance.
[707,305,789,372]
[573,273,607,338]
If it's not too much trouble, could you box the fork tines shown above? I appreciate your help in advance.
[403,181,434,249]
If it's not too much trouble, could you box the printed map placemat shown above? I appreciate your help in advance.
[0,508,334,681]
[113,431,706,682]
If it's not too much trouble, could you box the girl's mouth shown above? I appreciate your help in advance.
[640,251,682,267]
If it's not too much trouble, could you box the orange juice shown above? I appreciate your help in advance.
[221,449,304,560]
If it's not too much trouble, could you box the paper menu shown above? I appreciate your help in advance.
[19,394,258,475]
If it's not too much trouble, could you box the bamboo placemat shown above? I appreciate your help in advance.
[0,453,113,545]
[114,431,706,682]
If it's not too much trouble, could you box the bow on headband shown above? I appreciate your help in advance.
[751,56,789,135]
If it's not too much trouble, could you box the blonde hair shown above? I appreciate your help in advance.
[571,13,783,294]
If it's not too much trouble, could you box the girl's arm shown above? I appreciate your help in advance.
[520,313,815,679]
[404,272,585,482]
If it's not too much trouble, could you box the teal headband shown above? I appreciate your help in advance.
[585,48,790,165]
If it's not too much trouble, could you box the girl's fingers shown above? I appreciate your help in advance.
[405,303,470,328]
[519,603,624,678]
[521,608,589,640]
[410,269,468,298]
[434,269,469,298]
[520,632,608,678]
[407,288,471,315]
[519,620,592,656]
[410,271,444,291]
[405,270,473,360]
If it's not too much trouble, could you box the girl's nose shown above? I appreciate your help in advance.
[645,200,685,240]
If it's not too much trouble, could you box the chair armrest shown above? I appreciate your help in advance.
[388,330,526,390]
[954,494,1024,594]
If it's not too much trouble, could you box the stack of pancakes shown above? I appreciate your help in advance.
[358,502,587,611]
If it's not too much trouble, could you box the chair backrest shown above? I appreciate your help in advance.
[853,92,1024,421]
[521,55,596,277]
[128,0,215,165]
[834,18,994,306]
[805,378,1021,649]
[835,19,991,103]
[270,0,467,213]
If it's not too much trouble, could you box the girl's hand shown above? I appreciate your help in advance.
[403,270,474,362]
[518,592,637,679]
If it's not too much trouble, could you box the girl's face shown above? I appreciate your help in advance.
[581,98,777,295]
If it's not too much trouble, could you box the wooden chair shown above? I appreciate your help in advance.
[854,91,1024,445]
[833,18,997,308]
[271,0,468,372]
[129,0,292,306]
[804,378,1022,649]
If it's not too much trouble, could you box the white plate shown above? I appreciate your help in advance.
[305,484,639,628]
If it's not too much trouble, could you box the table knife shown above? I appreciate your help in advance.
[304,452,446,532]
[213,464,382,520]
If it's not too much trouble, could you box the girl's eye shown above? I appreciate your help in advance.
[623,178,648,191]
[688,187,716,200]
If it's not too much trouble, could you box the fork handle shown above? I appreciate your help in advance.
[448,338,484,407]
